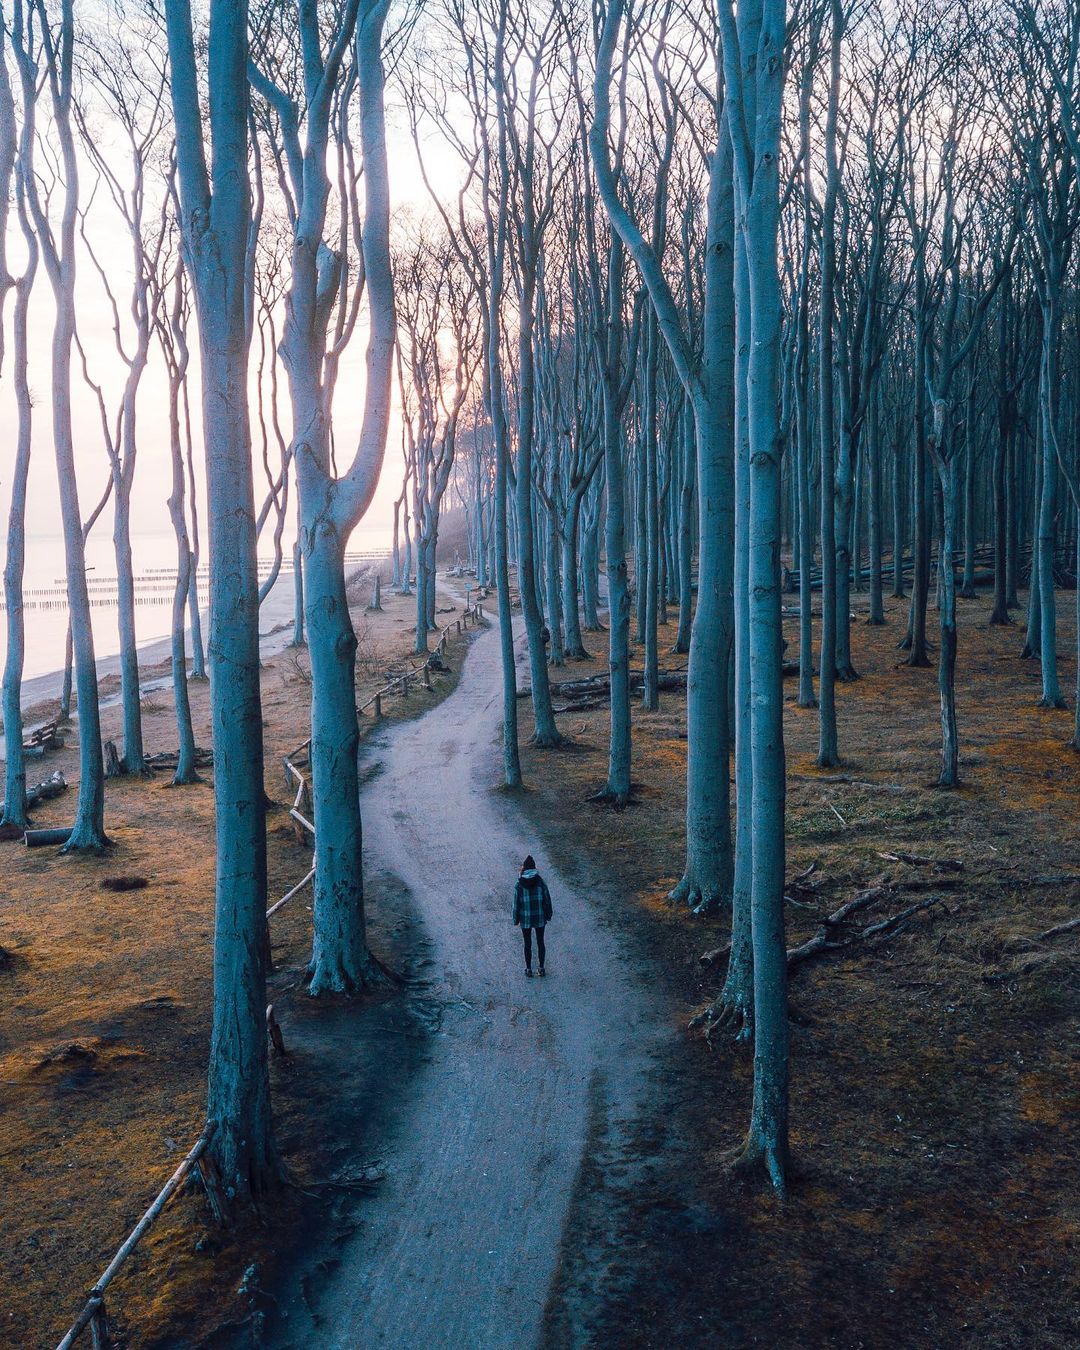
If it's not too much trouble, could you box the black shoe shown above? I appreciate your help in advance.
[538,967,546,977]
[525,968,534,978]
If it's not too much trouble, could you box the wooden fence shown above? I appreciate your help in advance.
[55,1129,225,1350]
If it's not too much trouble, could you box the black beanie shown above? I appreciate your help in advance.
[522,855,536,871]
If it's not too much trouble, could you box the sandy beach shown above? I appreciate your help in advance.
[13,571,300,722]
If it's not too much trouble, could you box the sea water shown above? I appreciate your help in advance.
[0,526,392,689]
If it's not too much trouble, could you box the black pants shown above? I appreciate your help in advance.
[522,926,546,970]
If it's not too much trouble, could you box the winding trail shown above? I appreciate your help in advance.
[274,619,663,1348]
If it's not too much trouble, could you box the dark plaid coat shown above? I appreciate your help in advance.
[513,869,553,929]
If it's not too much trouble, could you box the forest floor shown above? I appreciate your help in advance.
[3,575,1078,1349]
[0,567,483,1349]
[516,585,1080,1348]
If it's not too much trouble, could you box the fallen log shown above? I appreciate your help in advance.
[146,747,214,771]
[0,769,67,818]
[520,667,689,701]
[24,827,73,848]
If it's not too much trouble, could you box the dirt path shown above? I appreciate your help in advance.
[263,619,666,1349]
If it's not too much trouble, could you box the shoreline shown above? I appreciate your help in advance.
[12,563,393,725]
[16,573,298,721]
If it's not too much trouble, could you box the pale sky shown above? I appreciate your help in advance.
[0,91,465,570]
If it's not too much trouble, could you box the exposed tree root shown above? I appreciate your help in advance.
[1037,696,1068,710]
[306,949,399,997]
[724,1133,787,1197]
[689,982,752,1044]
[60,828,111,856]
[668,872,728,914]
[586,783,634,811]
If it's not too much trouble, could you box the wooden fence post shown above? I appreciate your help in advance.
[89,1302,109,1350]
[374,693,382,719]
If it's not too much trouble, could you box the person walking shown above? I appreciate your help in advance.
[513,855,553,977]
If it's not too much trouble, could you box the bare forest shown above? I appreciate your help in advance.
[0,0,1077,1346]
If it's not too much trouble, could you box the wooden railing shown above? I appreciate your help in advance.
[55,1128,225,1350]
[357,599,485,719]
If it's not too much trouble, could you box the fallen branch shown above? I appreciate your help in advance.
[790,774,905,793]
[785,886,890,967]
[877,851,964,872]
[1037,916,1080,941]
[786,888,947,970]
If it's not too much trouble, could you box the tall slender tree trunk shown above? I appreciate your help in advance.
[891,421,906,597]
[721,0,790,1192]
[674,401,695,654]
[515,274,561,746]
[1,167,35,831]
[721,208,754,1032]
[866,383,886,624]
[1036,290,1065,707]
[834,383,857,679]
[562,493,589,659]
[600,242,632,805]
[930,405,961,787]
[642,316,660,710]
